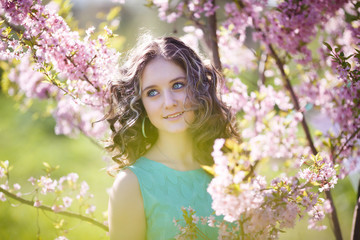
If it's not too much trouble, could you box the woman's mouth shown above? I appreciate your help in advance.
[164,112,184,119]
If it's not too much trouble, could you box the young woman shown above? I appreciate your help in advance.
[107,36,238,239]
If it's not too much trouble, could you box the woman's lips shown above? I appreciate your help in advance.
[163,111,184,119]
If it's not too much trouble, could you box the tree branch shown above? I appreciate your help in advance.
[325,190,344,240]
[351,180,360,240]
[206,0,222,71]
[267,43,343,240]
[267,44,318,154]
[0,186,109,232]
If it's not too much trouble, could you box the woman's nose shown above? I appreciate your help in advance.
[163,90,177,109]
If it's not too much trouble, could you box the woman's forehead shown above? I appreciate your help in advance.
[140,57,186,87]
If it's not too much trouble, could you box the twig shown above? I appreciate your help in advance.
[258,51,268,87]
[333,127,360,162]
[0,186,109,232]
[65,55,99,91]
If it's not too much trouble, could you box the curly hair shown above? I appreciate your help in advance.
[106,35,238,167]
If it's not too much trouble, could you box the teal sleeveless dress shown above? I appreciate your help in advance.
[128,156,219,240]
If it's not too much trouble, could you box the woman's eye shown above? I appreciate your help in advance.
[173,82,185,89]
[147,89,158,97]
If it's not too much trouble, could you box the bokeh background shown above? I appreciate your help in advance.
[0,0,357,239]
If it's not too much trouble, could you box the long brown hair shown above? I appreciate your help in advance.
[106,36,238,167]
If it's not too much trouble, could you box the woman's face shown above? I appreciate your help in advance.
[140,57,195,135]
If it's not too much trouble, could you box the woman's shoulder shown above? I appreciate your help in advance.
[111,168,139,196]
[108,169,146,239]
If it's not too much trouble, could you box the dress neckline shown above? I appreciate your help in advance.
[140,156,204,173]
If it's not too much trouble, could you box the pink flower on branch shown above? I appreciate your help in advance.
[206,138,340,238]
[38,176,58,195]
[298,153,338,192]
[1,0,120,139]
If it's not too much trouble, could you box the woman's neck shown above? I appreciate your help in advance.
[145,131,199,171]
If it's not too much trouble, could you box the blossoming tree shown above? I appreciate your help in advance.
[0,0,359,239]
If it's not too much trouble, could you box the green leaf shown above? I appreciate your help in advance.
[345,54,354,60]
[314,130,323,137]
[106,6,121,21]
[144,0,154,8]
[43,162,51,169]
[345,12,358,23]
[323,42,332,51]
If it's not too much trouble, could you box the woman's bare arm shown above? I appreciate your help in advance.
[108,169,146,240]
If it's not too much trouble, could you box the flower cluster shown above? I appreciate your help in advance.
[298,154,338,192]
[152,0,219,24]
[174,206,240,240]
[7,54,58,99]
[0,0,120,138]
[259,0,348,63]
[208,139,266,223]
[223,80,308,162]
[206,140,337,238]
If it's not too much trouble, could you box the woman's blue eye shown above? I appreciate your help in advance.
[147,89,158,97]
[173,82,185,89]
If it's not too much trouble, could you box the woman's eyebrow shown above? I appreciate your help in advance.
[142,76,186,92]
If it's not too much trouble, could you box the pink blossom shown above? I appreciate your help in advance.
[85,205,96,214]
[207,215,216,227]
[308,203,327,230]
[192,214,199,224]
[0,167,5,178]
[63,196,73,208]
[111,0,125,4]
[34,200,42,207]
[67,173,79,183]
[0,183,9,190]
[0,192,6,201]
[104,26,113,35]
[55,236,68,240]
[51,204,64,212]
[38,176,58,194]
[298,153,338,192]
[13,183,21,191]
[76,181,89,199]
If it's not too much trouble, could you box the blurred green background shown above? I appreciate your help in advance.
[0,0,357,239]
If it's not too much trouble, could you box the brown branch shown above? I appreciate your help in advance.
[267,44,318,155]
[207,0,222,71]
[0,186,109,232]
[40,69,78,99]
[65,55,99,91]
[351,180,360,240]
[267,43,343,240]
[325,191,344,240]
